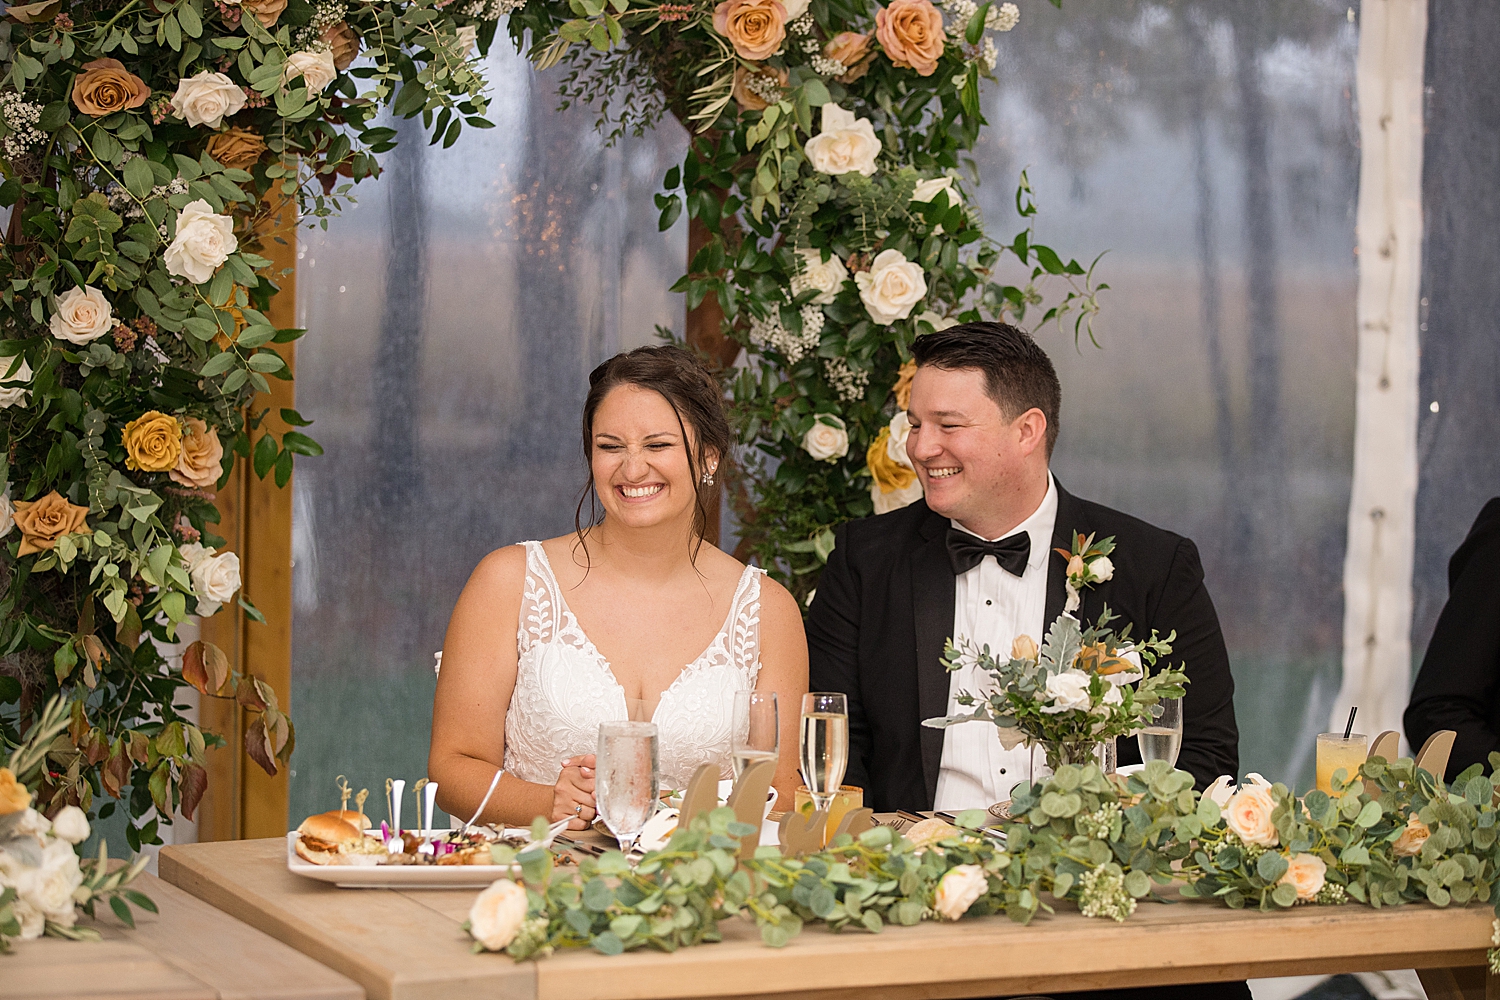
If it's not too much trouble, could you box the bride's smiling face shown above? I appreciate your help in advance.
[591,384,713,530]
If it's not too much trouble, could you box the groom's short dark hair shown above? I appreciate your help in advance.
[910,321,1061,457]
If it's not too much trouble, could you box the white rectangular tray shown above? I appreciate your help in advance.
[285,832,521,889]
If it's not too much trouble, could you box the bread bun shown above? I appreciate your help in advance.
[294,813,364,865]
[320,809,370,832]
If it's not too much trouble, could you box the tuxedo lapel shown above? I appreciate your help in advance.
[1044,483,1082,627]
[910,508,955,806]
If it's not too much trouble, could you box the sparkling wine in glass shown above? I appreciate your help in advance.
[1137,697,1183,767]
[596,721,659,855]
[732,691,779,780]
[799,692,848,812]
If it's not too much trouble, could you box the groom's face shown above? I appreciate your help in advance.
[906,365,1043,525]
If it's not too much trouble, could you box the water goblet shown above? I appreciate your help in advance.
[732,691,779,781]
[1137,697,1183,767]
[596,721,659,856]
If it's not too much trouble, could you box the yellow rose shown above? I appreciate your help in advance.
[170,417,225,488]
[713,0,787,61]
[1224,785,1279,847]
[0,767,32,815]
[892,359,917,410]
[1010,634,1038,661]
[1393,813,1430,858]
[123,410,184,473]
[11,491,90,557]
[866,426,917,494]
[1279,853,1326,902]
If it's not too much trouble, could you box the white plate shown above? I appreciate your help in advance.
[285,831,522,889]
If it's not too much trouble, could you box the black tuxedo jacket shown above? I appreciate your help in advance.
[805,484,1241,812]
[1404,497,1500,782]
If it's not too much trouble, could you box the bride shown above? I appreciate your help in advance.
[430,346,807,829]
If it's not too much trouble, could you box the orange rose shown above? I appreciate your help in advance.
[122,410,183,473]
[71,58,151,117]
[825,31,876,83]
[866,426,917,494]
[731,63,788,112]
[892,358,916,410]
[321,21,362,71]
[240,0,286,27]
[0,767,31,815]
[713,0,787,61]
[205,127,267,171]
[170,417,226,488]
[875,0,945,76]
[11,491,90,557]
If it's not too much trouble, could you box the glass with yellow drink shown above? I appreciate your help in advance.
[794,785,863,842]
[1316,732,1368,793]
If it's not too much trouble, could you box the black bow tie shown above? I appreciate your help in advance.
[946,527,1031,577]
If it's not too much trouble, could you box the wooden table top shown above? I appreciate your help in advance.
[1,868,363,1000]
[159,836,1498,1000]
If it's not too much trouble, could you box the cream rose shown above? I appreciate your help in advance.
[791,248,849,305]
[1279,853,1326,902]
[33,840,84,917]
[1089,556,1114,582]
[885,410,913,468]
[912,175,961,207]
[166,200,238,284]
[0,490,12,539]
[932,863,987,920]
[781,0,810,18]
[1393,813,1431,858]
[171,417,226,488]
[49,285,114,345]
[804,104,881,177]
[855,249,927,324]
[469,878,530,951]
[171,71,247,129]
[456,25,479,56]
[871,476,923,515]
[1040,669,1091,714]
[50,805,90,845]
[1224,785,1279,847]
[191,549,242,617]
[803,414,849,462]
[914,310,958,333]
[0,356,33,408]
[282,49,337,92]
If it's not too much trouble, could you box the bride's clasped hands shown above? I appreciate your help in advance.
[429,346,808,833]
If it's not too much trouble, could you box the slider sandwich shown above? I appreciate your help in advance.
[294,813,385,865]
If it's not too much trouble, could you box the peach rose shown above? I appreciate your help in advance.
[1224,785,1279,847]
[825,31,875,83]
[893,358,917,410]
[731,64,789,112]
[713,0,787,61]
[875,0,946,76]
[0,767,31,815]
[1011,634,1039,661]
[11,491,90,557]
[240,0,286,27]
[205,127,267,170]
[867,426,917,494]
[1393,813,1430,858]
[321,21,361,71]
[170,418,225,488]
[1279,853,1326,902]
[122,410,183,473]
[71,58,150,117]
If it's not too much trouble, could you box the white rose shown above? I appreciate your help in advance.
[171,71,247,129]
[802,414,849,462]
[165,200,238,284]
[191,549,242,617]
[178,541,212,573]
[0,358,32,409]
[469,878,530,951]
[885,411,913,469]
[49,805,90,845]
[1088,556,1114,582]
[911,175,962,207]
[33,840,83,915]
[791,249,849,305]
[8,894,44,939]
[855,249,928,324]
[49,285,114,345]
[0,489,12,539]
[13,807,49,838]
[282,50,337,92]
[1204,775,1236,809]
[455,24,479,56]
[804,103,881,177]
[870,476,923,515]
[932,863,987,920]
[781,0,810,18]
[1039,669,1091,714]
[914,310,958,333]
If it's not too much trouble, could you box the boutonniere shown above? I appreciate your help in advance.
[1053,530,1116,613]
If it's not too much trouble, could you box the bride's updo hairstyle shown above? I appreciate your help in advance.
[576,345,732,557]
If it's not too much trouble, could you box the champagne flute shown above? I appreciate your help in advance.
[799,692,848,813]
[1137,697,1183,767]
[596,721,659,856]
[732,691,779,780]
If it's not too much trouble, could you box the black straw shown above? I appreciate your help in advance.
[1342,706,1358,740]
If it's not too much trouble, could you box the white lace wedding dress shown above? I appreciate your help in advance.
[502,540,764,789]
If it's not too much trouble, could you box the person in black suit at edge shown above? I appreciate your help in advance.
[1406,498,1500,782]
[806,322,1244,1000]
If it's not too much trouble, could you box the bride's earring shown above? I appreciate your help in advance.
[701,465,717,486]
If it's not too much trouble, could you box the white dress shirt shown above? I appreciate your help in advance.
[932,475,1058,812]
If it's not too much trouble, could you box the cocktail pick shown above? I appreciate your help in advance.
[1343,706,1358,739]
[423,781,439,834]
[462,768,504,834]
[336,774,352,813]
[385,779,394,833]
[412,778,430,834]
[390,779,406,838]
[354,788,370,828]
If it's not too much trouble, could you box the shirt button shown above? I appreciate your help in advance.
[1000,768,1007,774]
[985,599,993,606]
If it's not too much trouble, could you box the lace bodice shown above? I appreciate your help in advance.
[504,541,763,790]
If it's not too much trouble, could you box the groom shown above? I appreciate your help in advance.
[806,322,1240,815]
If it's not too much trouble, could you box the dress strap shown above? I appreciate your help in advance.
[726,566,765,684]
[517,541,562,655]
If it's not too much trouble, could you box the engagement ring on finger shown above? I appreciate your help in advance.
[574,805,582,816]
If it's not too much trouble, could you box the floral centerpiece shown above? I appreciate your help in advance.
[1,697,152,949]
